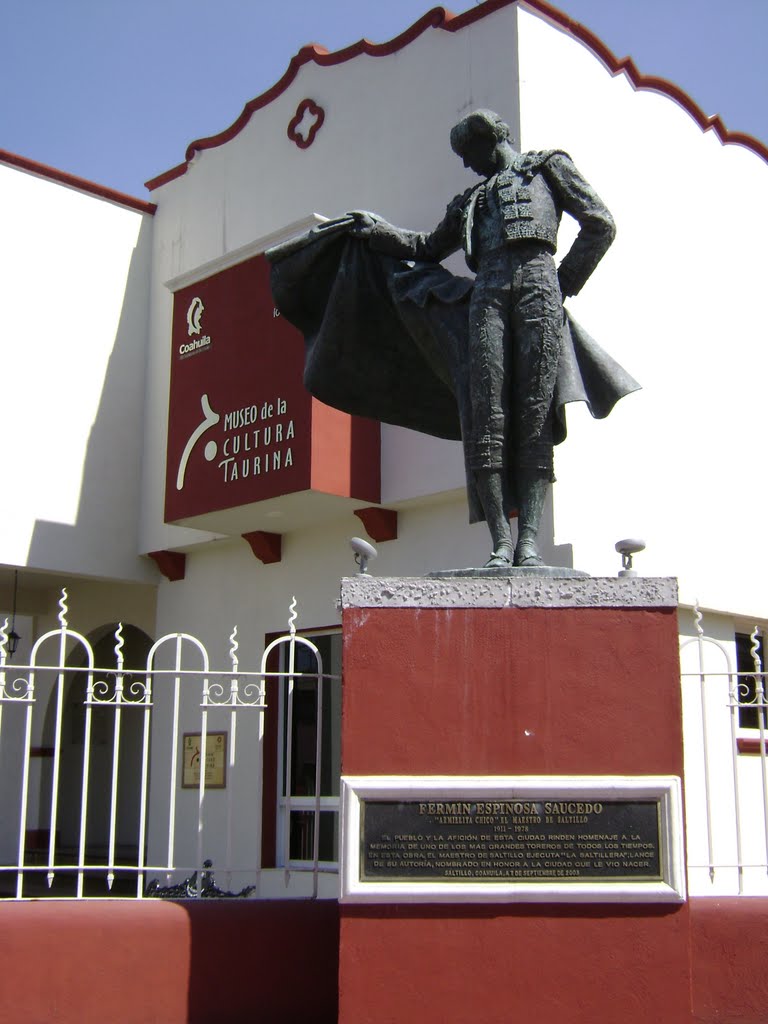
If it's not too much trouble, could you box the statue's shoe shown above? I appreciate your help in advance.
[514,544,543,567]
[485,545,513,568]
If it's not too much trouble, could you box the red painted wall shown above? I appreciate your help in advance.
[341,606,683,777]
[0,899,338,1024]
[690,898,768,1023]
[339,603,691,1024]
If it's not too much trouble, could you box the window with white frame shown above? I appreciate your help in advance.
[276,630,341,867]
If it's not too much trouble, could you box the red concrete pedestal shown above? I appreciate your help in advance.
[338,575,690,1024]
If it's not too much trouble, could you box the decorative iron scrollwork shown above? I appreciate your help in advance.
[145,859,255,899]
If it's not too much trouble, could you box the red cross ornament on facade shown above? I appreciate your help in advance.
[287,99,325,149]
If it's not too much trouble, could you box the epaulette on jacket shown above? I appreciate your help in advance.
[518,149,571,180]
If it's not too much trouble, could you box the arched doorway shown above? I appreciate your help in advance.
[38,623,153,895]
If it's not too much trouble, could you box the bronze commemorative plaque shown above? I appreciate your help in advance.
[361,798,661,882]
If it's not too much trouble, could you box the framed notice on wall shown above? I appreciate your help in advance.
[182,732,227,789]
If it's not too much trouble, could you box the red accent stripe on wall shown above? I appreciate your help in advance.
[146,0,768,191]
[0,148,156,214]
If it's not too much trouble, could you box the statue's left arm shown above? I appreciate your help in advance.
[543,152,616,297]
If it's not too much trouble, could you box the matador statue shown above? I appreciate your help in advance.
[268,109,639,570]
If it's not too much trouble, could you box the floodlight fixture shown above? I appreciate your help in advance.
[615,538,646,578]
[350,537,377,575]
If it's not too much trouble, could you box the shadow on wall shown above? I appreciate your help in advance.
[27,215,158,584]
[0,897,340,1024]
[183,899,340,1024]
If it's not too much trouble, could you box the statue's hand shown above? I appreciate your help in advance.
[346,210,383,237]
[557,266,575,299]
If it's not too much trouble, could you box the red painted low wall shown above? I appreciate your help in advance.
[1,894,765,1024]
[690,898,768,1023]
[338,897,768,1024]
[0,898,339,1024]
[341,903,691,1024]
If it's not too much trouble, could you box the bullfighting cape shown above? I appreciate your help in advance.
[267,219,640,520]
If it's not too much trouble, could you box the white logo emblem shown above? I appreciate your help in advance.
[176,394,220,490]
[187,296,205,336]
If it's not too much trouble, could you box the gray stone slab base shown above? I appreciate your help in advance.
[340,575,678,609]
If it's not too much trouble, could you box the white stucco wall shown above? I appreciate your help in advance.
[0,162,156,583]
[129,1,768,889]
[139,5,523,558]
[141,0,768,617]
[517,7,768,617]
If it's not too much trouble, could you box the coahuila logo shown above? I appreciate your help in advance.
[179,296,211,358]
[176,393,296,491]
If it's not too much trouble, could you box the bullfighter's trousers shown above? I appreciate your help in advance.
[465,242,561,480]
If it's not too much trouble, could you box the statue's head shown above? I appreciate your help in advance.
[450,110,513,175]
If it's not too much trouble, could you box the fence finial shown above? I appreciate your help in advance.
[58,589,69,629]
[693,600,704,639]
[114,623,124,671]
[288,596,298,636]
[750,626,762,673]
[229,626,239,672]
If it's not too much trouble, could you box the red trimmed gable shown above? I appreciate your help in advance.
[145,0,768,192]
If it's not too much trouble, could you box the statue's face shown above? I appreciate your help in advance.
[455,131,500,177]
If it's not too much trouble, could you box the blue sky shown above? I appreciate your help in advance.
[3,0,765,197]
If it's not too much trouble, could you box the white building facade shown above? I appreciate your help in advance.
[1,0,767,900]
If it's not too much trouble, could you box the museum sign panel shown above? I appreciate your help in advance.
[164,251,379,533]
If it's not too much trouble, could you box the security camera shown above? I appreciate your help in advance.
[615,538,645,577]
[350,536,377,574]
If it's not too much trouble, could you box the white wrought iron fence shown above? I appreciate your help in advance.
[0,591,339,900]
[680,607,768,895]
[7,592,766,899]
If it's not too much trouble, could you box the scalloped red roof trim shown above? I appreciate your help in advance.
[0,148,156,214]
[145,0,768,191]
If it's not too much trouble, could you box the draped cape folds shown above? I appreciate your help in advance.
[267,219,640,521]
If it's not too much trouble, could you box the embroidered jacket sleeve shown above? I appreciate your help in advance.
[367,189,470,263]
[542,152,616,296]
